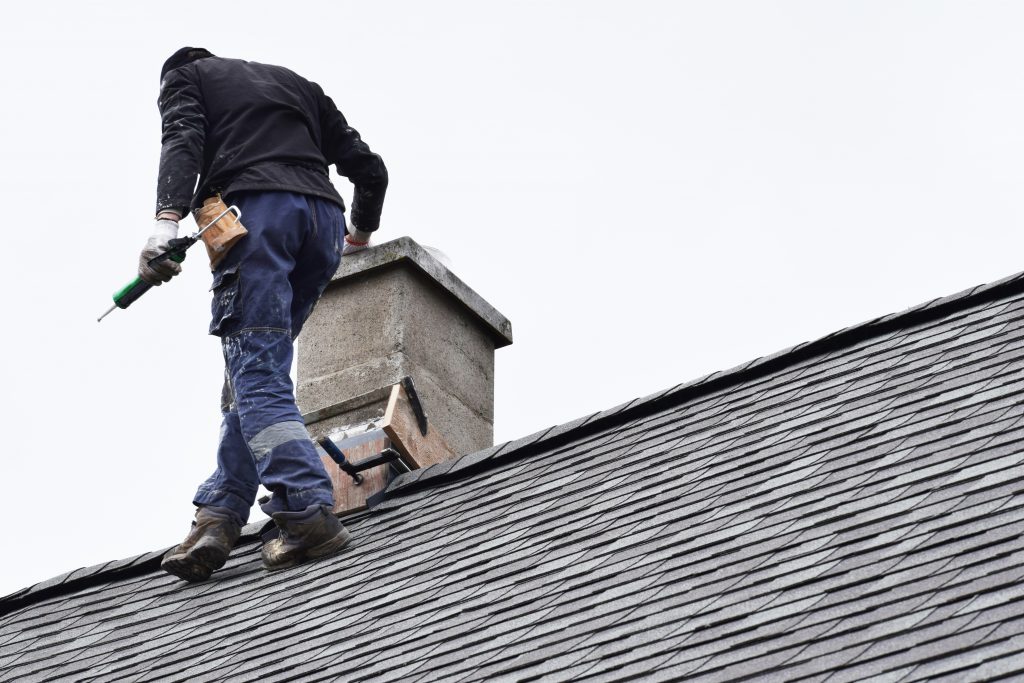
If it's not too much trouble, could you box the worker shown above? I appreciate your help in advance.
[148,47,387,581]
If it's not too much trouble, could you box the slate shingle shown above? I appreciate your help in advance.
[3,282,1024,683]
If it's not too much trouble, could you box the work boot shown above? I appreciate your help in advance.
[161,506,242,582]
[261,504,351,571]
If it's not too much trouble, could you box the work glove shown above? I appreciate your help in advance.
[342,225,372,256]
[138,218,183,285]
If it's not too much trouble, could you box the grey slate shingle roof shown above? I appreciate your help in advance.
[2,272,1024,682]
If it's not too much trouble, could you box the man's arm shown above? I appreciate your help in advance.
[155,66,206,217]
[314,85,388,235]
[140,66,205,285]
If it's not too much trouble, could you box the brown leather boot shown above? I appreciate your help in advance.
[161,506,242,582]
[261,505,351,571]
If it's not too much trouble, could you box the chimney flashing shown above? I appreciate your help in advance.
[314,381,457,515]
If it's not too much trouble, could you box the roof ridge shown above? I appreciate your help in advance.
[378,270,1024,502]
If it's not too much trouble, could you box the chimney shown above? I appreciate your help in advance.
[296,237,513,513]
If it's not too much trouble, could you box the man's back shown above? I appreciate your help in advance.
[157,54,386,232]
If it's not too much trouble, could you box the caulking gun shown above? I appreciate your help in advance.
[97,205,242,323]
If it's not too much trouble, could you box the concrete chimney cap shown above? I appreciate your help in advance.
[332,236,513,348]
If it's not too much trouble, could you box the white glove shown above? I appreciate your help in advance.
[138,218,183,285]
[343,226,372,256]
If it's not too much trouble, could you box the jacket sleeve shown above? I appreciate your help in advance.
[155,66,206,216]
[315,85,388,232]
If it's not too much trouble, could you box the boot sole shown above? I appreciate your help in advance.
[161,554,214,583]
[161,543,231,583]
[263,527,352,572]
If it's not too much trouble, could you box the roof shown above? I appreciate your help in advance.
[2,271,1024,682]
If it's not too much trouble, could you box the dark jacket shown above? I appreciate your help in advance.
[156,56,387,232]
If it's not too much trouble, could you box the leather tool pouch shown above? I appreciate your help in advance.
[193,195,248,269]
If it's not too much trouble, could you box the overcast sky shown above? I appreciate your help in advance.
[2,0,1023,597]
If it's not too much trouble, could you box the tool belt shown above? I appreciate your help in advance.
[193,195,248,269]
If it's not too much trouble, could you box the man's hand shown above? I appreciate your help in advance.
[139,218,183,285]
[342,226,372,256]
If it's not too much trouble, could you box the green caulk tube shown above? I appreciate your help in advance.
[97,250,187,322]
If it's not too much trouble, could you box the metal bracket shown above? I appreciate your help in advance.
[349,447,411,476]
[317,437,411,486]
[401,376,428,436]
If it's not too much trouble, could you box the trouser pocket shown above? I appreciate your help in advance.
[209,265,241,336]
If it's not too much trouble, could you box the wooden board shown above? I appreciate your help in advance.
[382,383,456,469]
[319,381,457,515]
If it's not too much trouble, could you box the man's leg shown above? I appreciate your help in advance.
[162,191,343,581]
[207,192,335,513]
[222,328,334,512]
[160,408,249,582]
[289,197,345,337]
[161,364,255,583]
[256,195,350,571]
[207,191,349,569]
[191,375,261,523]
[196,192,344,516]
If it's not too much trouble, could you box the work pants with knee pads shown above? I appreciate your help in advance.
[193,191,343,524]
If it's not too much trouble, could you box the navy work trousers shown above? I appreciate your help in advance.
[193,191,343,523]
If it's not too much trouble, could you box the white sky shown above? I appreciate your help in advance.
[1,0,1023,597]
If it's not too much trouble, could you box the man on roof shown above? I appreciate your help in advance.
[143,47,388,581]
